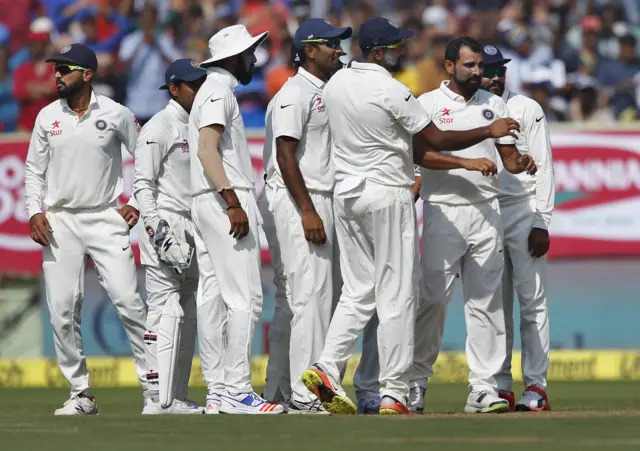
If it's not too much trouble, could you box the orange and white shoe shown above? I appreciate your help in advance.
[499,389,516,412]
[516,386,551,412]
[379,396,411,415]
[301,364,356,414]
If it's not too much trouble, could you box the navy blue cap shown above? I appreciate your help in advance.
[160,58,207,90]
[46,43,98,72]
[482,44,511,66]
[293,18,352,50]
[359,17,413,50]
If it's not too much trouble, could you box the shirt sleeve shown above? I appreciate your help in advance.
[525,102,555,229]
[199,88,232,130]
[382,80,432,135]
[494,97,517,146]
[24,112,49,219]
[132,117,170,230]
[272,85,308,140]
[117,106,141,156]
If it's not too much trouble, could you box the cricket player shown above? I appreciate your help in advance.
[24,43,148,415]
[301,19,521,415]
[409,37,537,414]
[268,18,352,414]
[189,25,284,414]
[481,44,554,412]
[132,59,207,415]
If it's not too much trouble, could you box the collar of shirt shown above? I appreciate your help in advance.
[206,67,239,92]
[167,99,189,124]
[349,61,392,78]
[297,67,325,89]
[501,88,513,102]
[60,90,99,114]
[439,80,479,105]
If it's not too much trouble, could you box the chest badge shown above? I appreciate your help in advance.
[482,109,495,121]
[95,119,107,131]
[50,120,62,136]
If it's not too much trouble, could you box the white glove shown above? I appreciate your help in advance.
[152,220,193,275]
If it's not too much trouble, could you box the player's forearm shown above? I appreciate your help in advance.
[277,148,315,213]
[198,127,232,194]
[498,146,525,174]
[414,148,469,170]
[133,186,159,229]
[411,175,421,202]
[426,126,492,151]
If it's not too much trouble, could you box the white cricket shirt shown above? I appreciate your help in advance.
[418,81,516,205]
[262,97,276,188]
[132,100,192,230]
[499,89,555,229]
[323,61,431,188]
[24,91,140,218]
[269,67,334,192]
[189,67,255,196]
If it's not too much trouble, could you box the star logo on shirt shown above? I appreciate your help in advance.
[181,139,189,153]
[441,108,451,116]
[52,120,60,128]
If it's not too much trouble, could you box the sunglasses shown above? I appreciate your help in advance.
[483,65,507,78]
[300,37,342,49]
[371,40,405,53]
[54,64,87,76]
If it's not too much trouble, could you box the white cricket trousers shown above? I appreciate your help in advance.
[192,189,262,394]
[259,185,292,403]
[412,199,507,392]
[42,205,147,398]
[141,210,198,401]
[319,180,418,403]
[272,188,335,404]
[497,197,550,391]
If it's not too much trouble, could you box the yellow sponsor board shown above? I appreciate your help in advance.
[2,350,640,388]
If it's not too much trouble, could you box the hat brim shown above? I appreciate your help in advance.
[159,68,207,90]
[364,28,414,48]
[46,55,92,70]
[319,26,353,40]
[485,58,512,66]
[200,31,269,66]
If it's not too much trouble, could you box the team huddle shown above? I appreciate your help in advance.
[24,16,554,416]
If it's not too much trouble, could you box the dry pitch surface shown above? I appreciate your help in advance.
[2,382,640,451]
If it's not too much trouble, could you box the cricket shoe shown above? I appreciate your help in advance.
[515,386,551,412]
[162,399,203,414]
[379,396,411,415]
[498,390,515,412]
[464,390,510,413]
[301,364,356,414]
[288,398,329,414]
[142,397,162,415]
[54,393,99,416]
[408,386,426,413]
[219,391,285,415]
[357,396,380,414]
[205,391,222,414]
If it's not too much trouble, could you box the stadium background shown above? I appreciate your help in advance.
[2,0,640,388]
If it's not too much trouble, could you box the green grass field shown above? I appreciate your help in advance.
[2,382,640,451]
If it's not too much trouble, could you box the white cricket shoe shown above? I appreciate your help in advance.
[142,397,162,415]
[161,399,203,414]
[54,394,98,416]
[408,386,426,413]
[219,391,285,415]
[288,398,329,414]
[464,390,510,413]
[515,385,551,412]
[205,391,222,415]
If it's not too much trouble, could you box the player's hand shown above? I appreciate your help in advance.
[228,206,249,239]
[528,227,550,258]
[516,154,537,175]
[30,213,53,246]
[302,209,326,245]
[461,158,497,176]
[119,206,139,228]
[488,118,520,138]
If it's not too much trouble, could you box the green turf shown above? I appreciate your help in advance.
[2,382,640,451]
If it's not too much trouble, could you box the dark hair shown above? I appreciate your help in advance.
[445,36,482,63]
[620,34,637,47]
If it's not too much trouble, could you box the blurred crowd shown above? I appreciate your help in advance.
[1,0,639,132]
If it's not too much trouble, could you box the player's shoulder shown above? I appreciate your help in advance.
[38,99,64,118]
[96,95,134,117]
[478,89,506,107]
[417,88,443,108]
[507,91,543,112]
[275,76,306,101]
[195,77,233,108]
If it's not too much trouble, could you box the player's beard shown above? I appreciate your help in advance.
[236,51,255,86]
[485,79,505,97]
[383,50,405,74]
[453,69,481,98]
[56,78,85,99]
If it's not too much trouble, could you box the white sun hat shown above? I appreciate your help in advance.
[200,25,269,66]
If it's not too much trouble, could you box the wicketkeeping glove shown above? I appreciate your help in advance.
[149,220,193,275]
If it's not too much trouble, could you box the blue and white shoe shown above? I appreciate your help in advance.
[205,391,222,415]
[219,391,285,415]
[357,396,380,414]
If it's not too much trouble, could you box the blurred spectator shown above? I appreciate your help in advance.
[0,46,18,131]
[264,36,296,101]
[12,22,57,132]
[416,35,450,94]
[569,77,616,124]
[71,6,133,53]
[118,3,181,126]
[93,52,125,104]
[9,18,55,72]
[0,0,39,53]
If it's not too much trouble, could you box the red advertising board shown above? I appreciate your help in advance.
[2,130,640,275]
